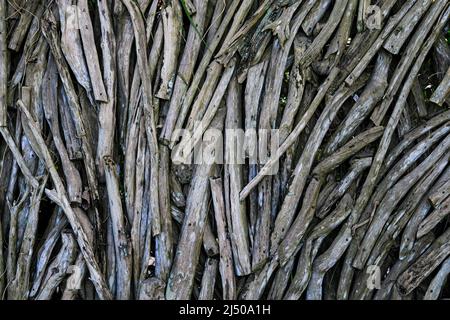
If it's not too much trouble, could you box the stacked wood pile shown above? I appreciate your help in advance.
[0,0,449,300]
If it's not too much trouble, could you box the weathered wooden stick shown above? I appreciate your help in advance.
[6,188,30,293]
[8,0,41,52]
[215,0,273,64]
[103,156,132,300]
[176,59,236,160]
[429,172,450,208]
[240,259,278,300]
[267,255,296,300]
[315,0,357,75]
[224,77,251,274]
[430,66,450,106]
[417,195,450,238]
[96,0,117,178]
[270,75,368,254]
[400,201,432,261]
[62,253,87,300]
[302,0,333,36]
[382,112,450,173]
[410,78,428,117]
[284,238,323,300]
[78,0,108,103]
[306,193,354,300]
[210,177,237,300]
[299,0,349,69]
[278,36,309,142]
[42,10,99,201]
[121,0,161,235]
[424,257,450,300]
[325,52,391,154]
[17,99,112,300]
[277,176,323,266]
[58,89,82,160]
[36,232,77,300]
[167,0,243,146]
[9,175,46,300]
[116,0,152,148]
[132,122,147,289]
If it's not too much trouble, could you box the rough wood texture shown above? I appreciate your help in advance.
[0,0,449,301]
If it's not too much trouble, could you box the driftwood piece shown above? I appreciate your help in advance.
[8,0,42,52]
[314,126,383,175]
[155,145,174,283]
[103,156,132,300]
